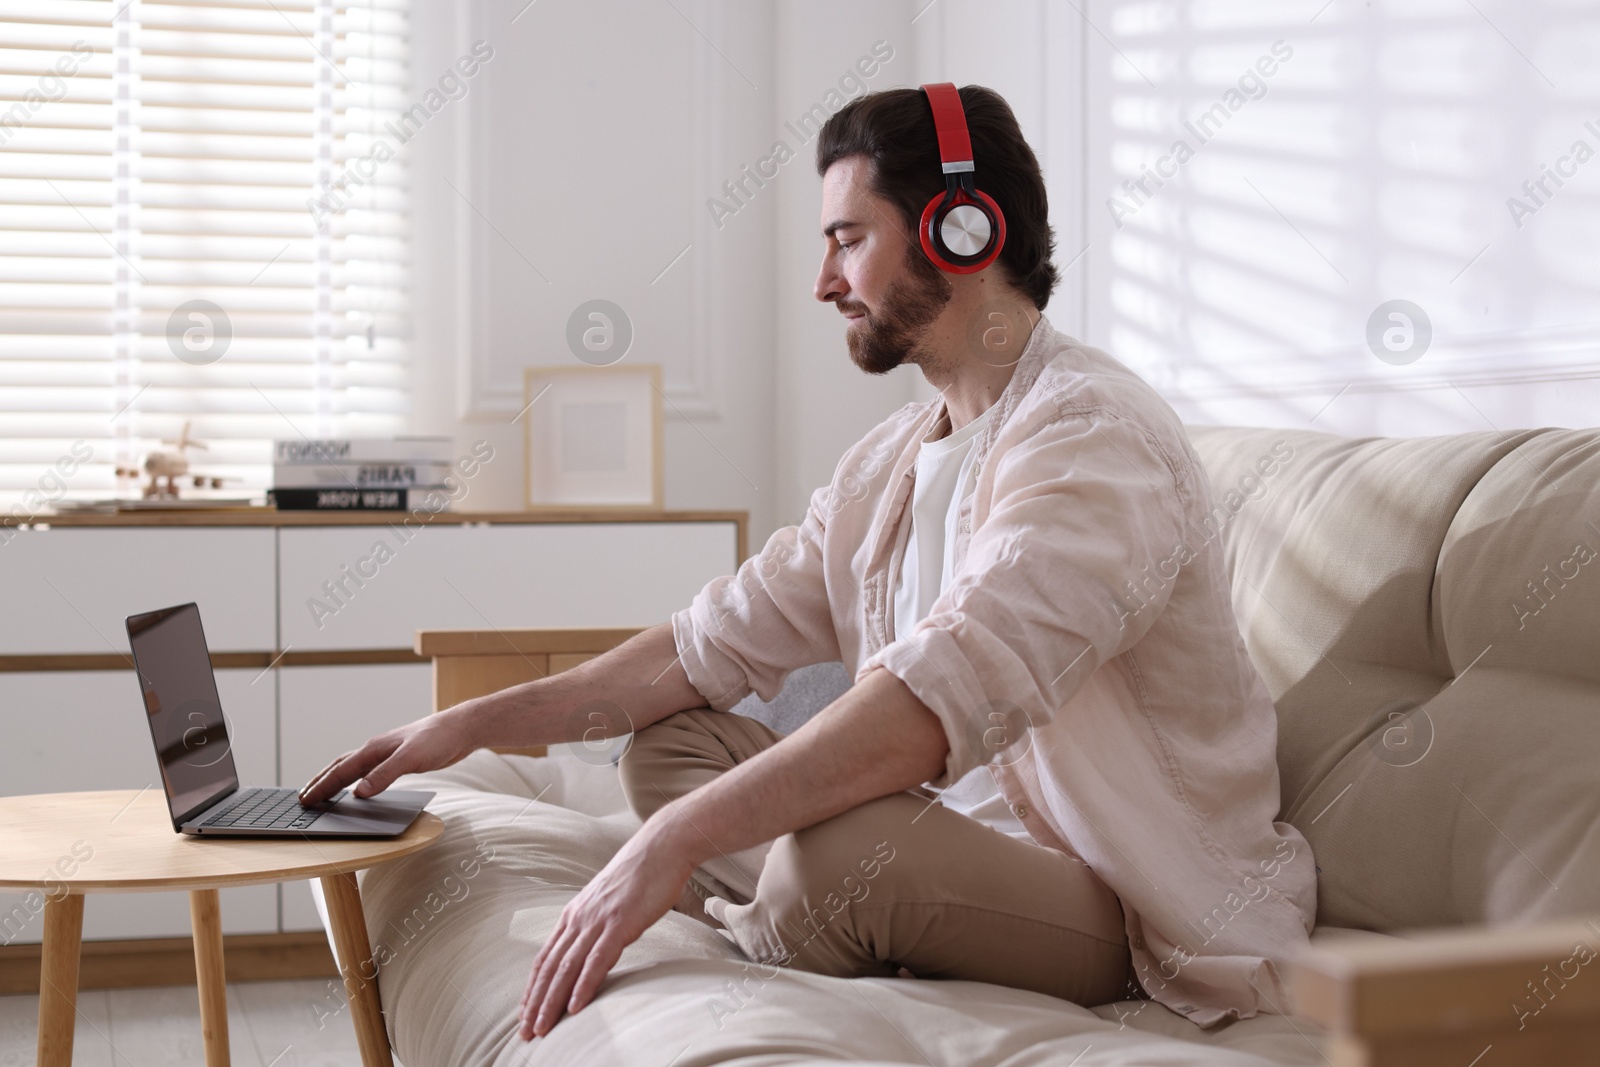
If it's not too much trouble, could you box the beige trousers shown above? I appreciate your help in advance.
[618,708,1138,1008]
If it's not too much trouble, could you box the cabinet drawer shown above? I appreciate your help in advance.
[0,528,276,654]
[277,522,736,650]
[0,669,278,942]
[278,662,433,930]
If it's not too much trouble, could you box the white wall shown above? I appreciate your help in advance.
[405,0,1600,549]
[406,0,783,539]
[772,3,926,530]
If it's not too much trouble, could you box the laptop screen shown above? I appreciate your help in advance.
[126,603,239,827]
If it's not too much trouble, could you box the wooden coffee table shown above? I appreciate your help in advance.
[0,789,443,1067]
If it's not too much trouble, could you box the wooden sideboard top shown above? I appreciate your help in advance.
[12,507,746,529]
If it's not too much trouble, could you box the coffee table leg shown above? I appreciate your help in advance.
[320,872,393,1067]
[37,892,84,1067]
[189,888,231,1067]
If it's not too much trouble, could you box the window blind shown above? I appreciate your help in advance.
[0,0,410,510]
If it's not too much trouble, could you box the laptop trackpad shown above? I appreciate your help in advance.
[315,789,433,835]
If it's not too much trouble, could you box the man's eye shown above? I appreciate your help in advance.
[838,241,854,251]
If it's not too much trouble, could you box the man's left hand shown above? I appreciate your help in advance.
[517,818,696,1039]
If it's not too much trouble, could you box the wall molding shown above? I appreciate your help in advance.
[453,0,727,422]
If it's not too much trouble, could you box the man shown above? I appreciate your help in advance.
[300,84,1316,1043]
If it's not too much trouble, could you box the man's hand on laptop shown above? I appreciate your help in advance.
[298,624,700,809]
[299,704,482,806]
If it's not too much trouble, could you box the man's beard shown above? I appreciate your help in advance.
[842,249,952,375]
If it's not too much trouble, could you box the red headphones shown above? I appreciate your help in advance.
[918,82,1006,274]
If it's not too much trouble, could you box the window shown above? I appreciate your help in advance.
[0,0,410,511]
[1086,2,1598,427]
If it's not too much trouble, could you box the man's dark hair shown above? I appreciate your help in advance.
[815,85,1059,310]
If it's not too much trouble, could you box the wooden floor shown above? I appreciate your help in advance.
[0,978,368,1066]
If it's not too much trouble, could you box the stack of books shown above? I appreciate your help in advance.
[269,437,454,511]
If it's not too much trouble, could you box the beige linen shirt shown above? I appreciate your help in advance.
[670,313,1317,1027]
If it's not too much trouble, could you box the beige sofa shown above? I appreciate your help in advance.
[357,424,1600,1066]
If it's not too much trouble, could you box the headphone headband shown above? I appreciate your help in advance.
[921,82,975,173]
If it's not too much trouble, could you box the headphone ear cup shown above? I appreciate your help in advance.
[919,187,1007,274]
[940,203,993,257]
[917,192,946,267]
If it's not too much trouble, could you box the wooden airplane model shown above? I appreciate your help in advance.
[113,421,229,499]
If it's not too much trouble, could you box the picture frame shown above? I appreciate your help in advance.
[522,364,663,509]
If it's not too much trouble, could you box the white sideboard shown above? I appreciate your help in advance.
[0,509,744,954]
[1,528,277,654]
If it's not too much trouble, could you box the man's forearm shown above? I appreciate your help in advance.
[640,665,950,870]
[463,622,709,749]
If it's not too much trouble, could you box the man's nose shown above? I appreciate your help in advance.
[815,254,845,304]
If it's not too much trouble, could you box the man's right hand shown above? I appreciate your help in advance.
[298,703,482,806]
[296,623,703,807]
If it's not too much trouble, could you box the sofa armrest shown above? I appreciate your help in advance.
[414,627,646,756]
[1290,915,1600,1066]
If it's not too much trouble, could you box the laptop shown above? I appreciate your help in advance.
[126,602,433,837]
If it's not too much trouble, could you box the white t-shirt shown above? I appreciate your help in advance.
[892,397,1033,842]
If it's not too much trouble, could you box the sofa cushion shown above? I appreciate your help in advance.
[1185,425,1600,930]
[362,749,1335,1067]
[358,750,743,1067]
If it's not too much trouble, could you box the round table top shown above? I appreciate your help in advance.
[0,790,444,892]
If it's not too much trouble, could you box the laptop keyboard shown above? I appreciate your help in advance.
[198,786,346,831]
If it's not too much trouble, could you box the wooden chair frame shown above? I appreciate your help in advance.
[417,626,1600,1066]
